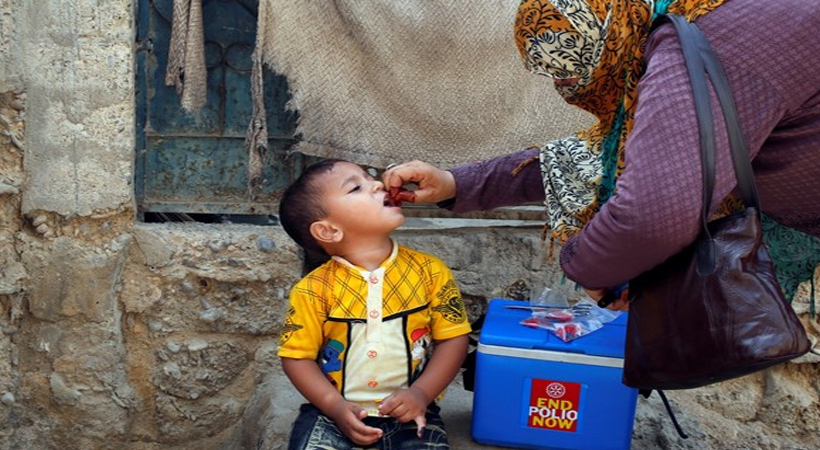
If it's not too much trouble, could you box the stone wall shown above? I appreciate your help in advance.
[1,2,819,450]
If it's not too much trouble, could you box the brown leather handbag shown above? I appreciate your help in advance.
[623,15,811,391]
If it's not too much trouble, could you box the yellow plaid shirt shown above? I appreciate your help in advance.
[278,242,471,414]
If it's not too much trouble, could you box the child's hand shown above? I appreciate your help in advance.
[378,386,429,437]
[326,399,383,446]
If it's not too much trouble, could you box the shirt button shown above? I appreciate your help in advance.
[368,380,378,388]
[370,276,379,284]
[367,350,377,358]
[369,309,380,319]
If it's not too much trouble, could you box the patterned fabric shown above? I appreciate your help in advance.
[514,0,820,303]
[763,214,820,304]
[513,0,725,243]
[287,403,449,450]
[278,242,471,415]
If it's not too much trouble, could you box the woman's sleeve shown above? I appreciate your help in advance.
[559,25,780,289]
[559,34,705,289]
[446,146,546,212]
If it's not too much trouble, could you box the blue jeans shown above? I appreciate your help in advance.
[287,403,450,450]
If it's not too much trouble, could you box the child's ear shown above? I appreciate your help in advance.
[310,220,343,244]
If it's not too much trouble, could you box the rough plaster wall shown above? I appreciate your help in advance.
[0,90,26,447]
[118,224,300,448]
[0,0,22,92]
[18,0,135,217]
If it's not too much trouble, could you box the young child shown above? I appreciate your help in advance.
[277,159,471,449]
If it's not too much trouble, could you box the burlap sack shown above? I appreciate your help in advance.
[255,0,593,169]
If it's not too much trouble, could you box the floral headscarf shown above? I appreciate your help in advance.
[514,0,725,244]
[514,0,820,303]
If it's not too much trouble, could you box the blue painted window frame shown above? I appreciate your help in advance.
[135,0,311,220]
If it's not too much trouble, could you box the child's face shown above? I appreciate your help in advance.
[318,161,406,237]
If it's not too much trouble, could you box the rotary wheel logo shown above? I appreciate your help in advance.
[546,382,566,398]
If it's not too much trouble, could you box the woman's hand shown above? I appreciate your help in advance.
[382,160,456,204]
[583,287,630,311]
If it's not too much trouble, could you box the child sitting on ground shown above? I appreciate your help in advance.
[277,158,471,449]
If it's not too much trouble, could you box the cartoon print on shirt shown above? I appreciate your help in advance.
[320,339,344,375]
[411,328,431,361]
[410,328,431,379]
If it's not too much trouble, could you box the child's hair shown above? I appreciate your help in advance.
[278,158,346,256]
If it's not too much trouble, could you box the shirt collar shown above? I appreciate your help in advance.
[331,239,399,272]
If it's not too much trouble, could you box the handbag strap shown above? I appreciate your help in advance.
[632,15,763,440]
[665,14,762,227]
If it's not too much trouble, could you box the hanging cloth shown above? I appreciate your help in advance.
[165,0,207,112]
[248,0,594,170]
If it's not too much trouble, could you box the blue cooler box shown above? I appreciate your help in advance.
[472,299,638,450]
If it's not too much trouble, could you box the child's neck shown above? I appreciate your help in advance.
[334,238,393,271]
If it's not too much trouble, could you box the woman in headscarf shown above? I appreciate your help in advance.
[383,0,820,306]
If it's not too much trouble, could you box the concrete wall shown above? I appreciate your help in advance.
[1,2,819,450]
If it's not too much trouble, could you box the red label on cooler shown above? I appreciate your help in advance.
[527,379,581,432]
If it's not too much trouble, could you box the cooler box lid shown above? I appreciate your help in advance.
[479,298,628,359]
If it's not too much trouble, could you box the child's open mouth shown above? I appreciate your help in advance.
[385,187,415,207]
